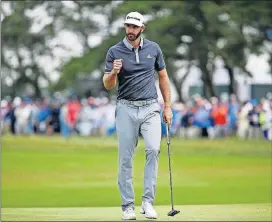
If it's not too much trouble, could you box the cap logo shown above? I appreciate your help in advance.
[127,16,140,21]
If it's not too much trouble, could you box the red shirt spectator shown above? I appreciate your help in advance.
[67,100,81,127]
[211,104,228,125]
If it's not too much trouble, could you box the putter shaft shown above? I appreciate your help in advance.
[166,125,174,210]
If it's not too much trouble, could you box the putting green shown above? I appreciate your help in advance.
[2,203,271,221]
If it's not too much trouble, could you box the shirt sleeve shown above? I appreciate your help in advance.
[104,48,114,73]
[155,44,166,71]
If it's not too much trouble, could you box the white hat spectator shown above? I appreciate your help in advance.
[13,97,22,107]
[1,100,8,108]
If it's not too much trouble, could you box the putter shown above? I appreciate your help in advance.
[166,124,180,217]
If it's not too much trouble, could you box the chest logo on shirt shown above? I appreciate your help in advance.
[147,54,153,59]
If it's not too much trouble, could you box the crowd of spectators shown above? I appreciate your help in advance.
[1,94,271,141]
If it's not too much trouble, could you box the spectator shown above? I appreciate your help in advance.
[105,100,117,136]
[210,97,228,138]
[67,96,81,135]
[227,94,239,136]
[180,106,194,139]
[77,98,93,136]
[208,97,218,139]
[29,99,41,134]
[14,101,32,135]
[237,102,252,139]
[1,100,10,134]
[59,100,70,139]
[47,101,61,135]
[192,98,211,138]
[248,104,261,139]
[259,99,272,141]
[35,100,51,134]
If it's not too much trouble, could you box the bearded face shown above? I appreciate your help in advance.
[125,24,144,42]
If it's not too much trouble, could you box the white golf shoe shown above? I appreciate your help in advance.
[140,202,158,219]
[122,206,136,220]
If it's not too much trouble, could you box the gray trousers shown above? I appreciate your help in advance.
[115,100,161,211]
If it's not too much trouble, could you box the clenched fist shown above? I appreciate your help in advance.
[113,59,123,75]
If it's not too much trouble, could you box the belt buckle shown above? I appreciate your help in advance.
[134,101,143,106]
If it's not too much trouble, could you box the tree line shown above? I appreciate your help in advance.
[1,0,271,101]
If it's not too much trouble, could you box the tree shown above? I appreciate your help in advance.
[1,1,113,97]
[59,1,221,99]
[58,1,271,101]
[212,0,272,95]
[1,1,55,97]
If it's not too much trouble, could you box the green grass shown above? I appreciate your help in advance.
[2,135,272,208]
[2,204,271,221]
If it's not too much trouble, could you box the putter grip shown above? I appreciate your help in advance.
[166,124,170,144]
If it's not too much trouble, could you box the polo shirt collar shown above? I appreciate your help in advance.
[123,37,143,51]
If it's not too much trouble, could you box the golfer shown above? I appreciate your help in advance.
[103,11,172,220]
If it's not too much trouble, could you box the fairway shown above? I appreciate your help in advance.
[2,135,272,221]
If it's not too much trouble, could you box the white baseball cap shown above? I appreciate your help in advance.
[124,12,144,27]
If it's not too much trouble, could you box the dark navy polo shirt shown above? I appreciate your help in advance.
[104,37,166,101]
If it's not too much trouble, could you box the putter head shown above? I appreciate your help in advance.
[167,209,180,217]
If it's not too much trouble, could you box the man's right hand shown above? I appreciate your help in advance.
[113,59,123,75]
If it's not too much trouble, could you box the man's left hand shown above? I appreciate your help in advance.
[163,106,173,126]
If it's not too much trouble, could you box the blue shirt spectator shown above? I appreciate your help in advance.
[37,105,51,122]
[193,106,211,128]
